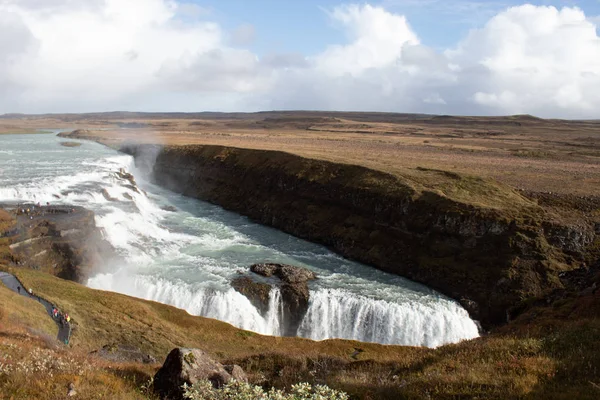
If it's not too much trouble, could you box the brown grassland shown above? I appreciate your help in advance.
[1,264,599,399]
[3,112,598,197]
[0,263,599,399]
[0,112,599,399]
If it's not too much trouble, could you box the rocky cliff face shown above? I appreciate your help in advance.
[4,205,118,282]
[123,144,599,329]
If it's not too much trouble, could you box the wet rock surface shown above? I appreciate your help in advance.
[60,141,82,148]
[234,263,317,336]
[153,348,247,400]
[101,188,118,202]
[251,263,317,283]
[231,276,272,315]
[280,282,311,336]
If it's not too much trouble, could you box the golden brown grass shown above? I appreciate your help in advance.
[0,285,57,337]
[0,210,16,265]
[0,323,158,400]
[0,209,14,233]
[45,113,600,197]
[5,112,598,197]
[0,266,598,399]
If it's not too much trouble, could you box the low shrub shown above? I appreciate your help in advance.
[183,380,349,400]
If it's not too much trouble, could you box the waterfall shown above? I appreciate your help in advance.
[298,288,479,347]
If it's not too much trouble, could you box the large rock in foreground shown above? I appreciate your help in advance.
[153,348,247,400]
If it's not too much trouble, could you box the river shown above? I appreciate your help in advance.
[0,133,479,347]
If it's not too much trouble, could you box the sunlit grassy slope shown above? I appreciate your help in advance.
[0,265,598,399]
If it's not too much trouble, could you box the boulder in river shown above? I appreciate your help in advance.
[116,168,137,186]
[280,281,311,336]
[153,348,247,400]
[250,263,278,277]
[231,276,272,315]
[250,263,316,283]
[238,263,317,336]
[60,141,82,148]
[101,188,118,202]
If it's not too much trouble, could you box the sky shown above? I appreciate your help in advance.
[0,0,599,117]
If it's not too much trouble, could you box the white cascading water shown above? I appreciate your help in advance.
[0,133,480,347]
[299,288,477,347]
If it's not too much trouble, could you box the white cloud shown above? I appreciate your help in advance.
[269,4,600,118]
[0,1,599,118]
[176,2,211,19]
[0,0,256,112]
[315,4,419,76]
[447,5,600,116]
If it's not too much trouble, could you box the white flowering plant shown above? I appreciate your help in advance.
[183,380,349,400]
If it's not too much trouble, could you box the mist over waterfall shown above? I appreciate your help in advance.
[0,134,480,347]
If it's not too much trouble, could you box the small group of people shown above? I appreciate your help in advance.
[52,307,70,326]
[14,284,71,345]
[16,202,51,219]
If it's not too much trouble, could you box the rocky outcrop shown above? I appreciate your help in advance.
[116,168,137,187]
[153,348,247,400]
[251,263,317,283]
[3,204,119,282]
[101,188,118,202]
[123,144,599,329]
[231,276,272,315]
[59,141,82,147]
[280,282,310,336]
[234,263,316,336]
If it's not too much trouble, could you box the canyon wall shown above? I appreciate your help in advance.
[123,144,598,328]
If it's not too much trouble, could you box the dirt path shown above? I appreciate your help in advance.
[0,271,71,343]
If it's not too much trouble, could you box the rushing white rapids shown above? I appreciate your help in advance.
[0,133,480,347]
